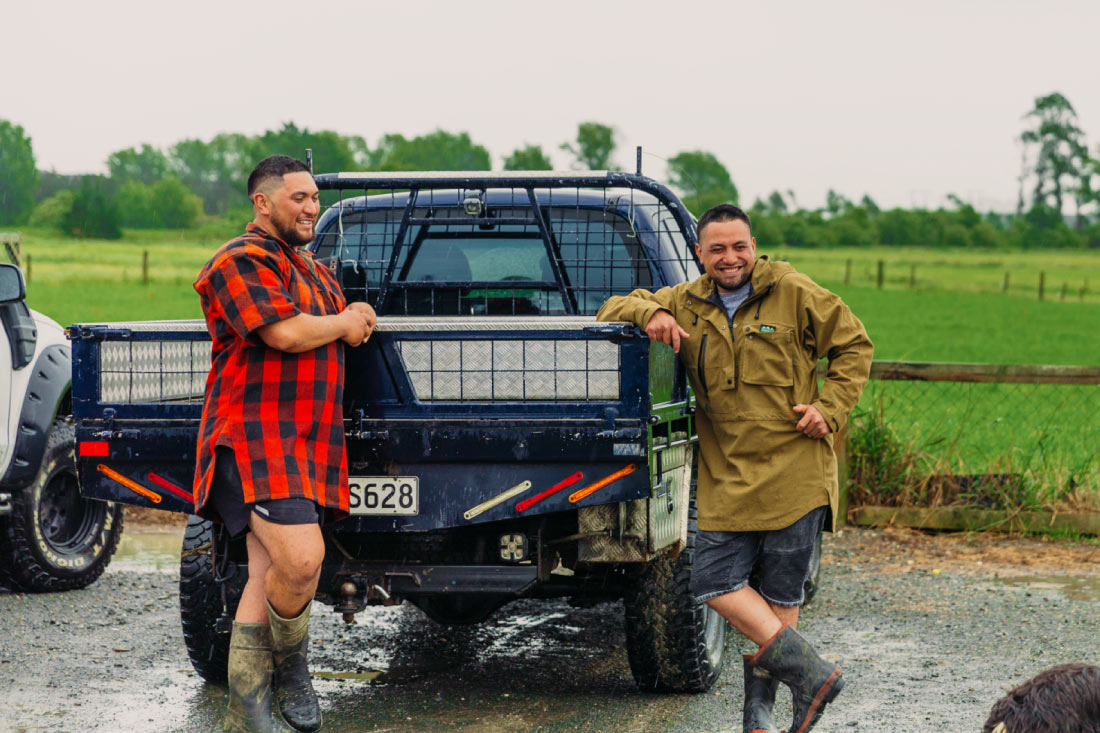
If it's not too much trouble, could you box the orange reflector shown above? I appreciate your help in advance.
[96,464,162,504]
[79,441,109,457]
[568,464,638,504]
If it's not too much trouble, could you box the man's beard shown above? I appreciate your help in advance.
[272,215,314,247]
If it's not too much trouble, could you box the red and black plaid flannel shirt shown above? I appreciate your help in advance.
[192,223,349,517]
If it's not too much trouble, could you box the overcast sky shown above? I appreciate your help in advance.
[4,0,1098,212]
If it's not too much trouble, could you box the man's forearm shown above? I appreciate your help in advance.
[257,312,350,353]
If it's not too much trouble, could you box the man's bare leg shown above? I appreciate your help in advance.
[235,532,273,623]
[771,603,799,630]
[247,514,325,617]
[707,586,784,646]
[247,512,326,731]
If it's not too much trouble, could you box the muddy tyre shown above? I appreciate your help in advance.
[179,515,246,682]
[0,419,123,592]
[622,501,726,693]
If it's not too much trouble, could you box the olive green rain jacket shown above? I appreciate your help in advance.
[597,256,873,532]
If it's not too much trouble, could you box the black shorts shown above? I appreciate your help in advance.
[690,505,828,607]
[208,448,322,538]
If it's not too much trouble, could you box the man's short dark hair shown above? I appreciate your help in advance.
[247,155,311,198]
[983,663,1100,733]
[697,203,752,238]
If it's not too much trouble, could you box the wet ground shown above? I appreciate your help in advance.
[1,523,1098,732]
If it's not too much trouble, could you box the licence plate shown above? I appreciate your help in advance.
[348,476,419,516]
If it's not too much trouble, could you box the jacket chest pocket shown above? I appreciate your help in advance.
[740,326,795,387]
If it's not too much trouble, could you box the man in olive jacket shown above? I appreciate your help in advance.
[597,204,872,733]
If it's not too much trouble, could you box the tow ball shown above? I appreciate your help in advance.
[336,581,365,623]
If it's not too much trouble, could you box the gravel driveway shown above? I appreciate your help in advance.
[1,522,1097,732]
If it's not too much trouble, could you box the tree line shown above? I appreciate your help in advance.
[0,92,1097,248]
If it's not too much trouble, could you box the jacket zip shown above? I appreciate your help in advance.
[697,333,709,405]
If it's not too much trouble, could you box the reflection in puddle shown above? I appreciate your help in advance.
[109,527,185,573]
[994,574,1100,602]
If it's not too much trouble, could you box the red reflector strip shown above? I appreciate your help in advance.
[79,441,109,457]
[568,464,638,504]
[147,473,194,504]
[96,464,162,504]
[515,472,584,513]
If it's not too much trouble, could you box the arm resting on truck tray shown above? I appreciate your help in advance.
[257,303,376,353]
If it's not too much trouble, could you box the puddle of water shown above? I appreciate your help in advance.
[314,670,383,682]
[994,574,1100,602]
[109,526,185,573]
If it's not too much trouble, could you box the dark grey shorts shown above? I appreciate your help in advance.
[208,448,321,538]
[690,505,827,607]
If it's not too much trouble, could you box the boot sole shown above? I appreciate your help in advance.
[792,669,844,733]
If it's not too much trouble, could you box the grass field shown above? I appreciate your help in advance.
[773,246,1100,305]
[13,228,1100,512]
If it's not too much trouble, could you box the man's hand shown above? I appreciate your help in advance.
[793,404,830,439]
[339,306,374,346]
[347,301,378,338]
[645,310,690,353]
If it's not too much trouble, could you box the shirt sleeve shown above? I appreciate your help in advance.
[203,247,301,340]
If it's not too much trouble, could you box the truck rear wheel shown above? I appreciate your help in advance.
[179,515,246,682]
[0,419,123,592]
[622,500,726,693]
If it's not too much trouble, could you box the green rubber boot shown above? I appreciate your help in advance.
[223,622,295,733]
[750,625,844,733]
[268,600,322,732]
[743,655,781,733]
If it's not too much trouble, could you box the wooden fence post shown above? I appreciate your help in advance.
[1060,283,1068,301]
[1003,272,1010,293]
[1,232,21,269]
[142,250,149,285]
[844,259,851,286]
[1039,271,1045,300]
[877,260,884,289]
[26,253,31,284]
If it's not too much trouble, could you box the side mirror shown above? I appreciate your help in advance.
[0,263,26,304]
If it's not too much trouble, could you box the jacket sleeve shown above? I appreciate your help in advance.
[801,282,873,433]
[596,286,679,328]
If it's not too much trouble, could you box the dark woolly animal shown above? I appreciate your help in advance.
[983,663,1100,733]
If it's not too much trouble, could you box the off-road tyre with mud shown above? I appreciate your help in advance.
[179,515,247,682]
[622,499,726,693]
[0,419,123,592]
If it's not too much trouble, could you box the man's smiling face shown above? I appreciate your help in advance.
[262,170,320,247]
[695,218,756,292]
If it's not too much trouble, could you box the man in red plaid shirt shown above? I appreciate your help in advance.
[194,155,375,732]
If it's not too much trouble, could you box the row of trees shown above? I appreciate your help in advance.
[1,93,1098,247]
[747,190,1096,250]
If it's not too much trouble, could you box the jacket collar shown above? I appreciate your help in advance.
[686,255,778,302]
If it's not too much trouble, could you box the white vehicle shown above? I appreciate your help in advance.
[0,262,122,591]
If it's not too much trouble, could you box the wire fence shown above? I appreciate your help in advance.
[841,362,1100,514]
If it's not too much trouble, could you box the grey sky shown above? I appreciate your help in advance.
[5,0,1098,212]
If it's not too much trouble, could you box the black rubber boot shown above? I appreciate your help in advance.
[268,600,322,732]
[223,622,295,733]
[742,655,781,733]
[750,625,844,733]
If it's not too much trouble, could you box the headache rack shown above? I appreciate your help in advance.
[311,171,701,317]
